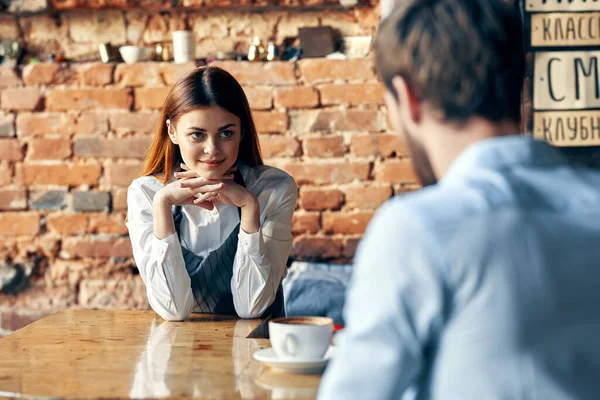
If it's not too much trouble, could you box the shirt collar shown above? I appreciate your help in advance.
[442,135,566,184]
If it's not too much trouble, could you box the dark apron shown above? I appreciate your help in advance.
[172,169,285,318]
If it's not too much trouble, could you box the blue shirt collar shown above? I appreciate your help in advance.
[442,135,566,184]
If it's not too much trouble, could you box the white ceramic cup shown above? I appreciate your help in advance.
[172,30,195,64]
[268,316,333,361]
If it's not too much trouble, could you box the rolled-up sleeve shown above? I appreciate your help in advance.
[126,180,194,321]
[231,176,298,319]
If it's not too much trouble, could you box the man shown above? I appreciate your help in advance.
[318,0,600,399]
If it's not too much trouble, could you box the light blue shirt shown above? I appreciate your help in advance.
[318,135,600,400]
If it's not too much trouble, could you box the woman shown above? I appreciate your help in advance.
[126,66,297,321]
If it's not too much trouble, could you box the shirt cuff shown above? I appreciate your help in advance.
[238,227,265,257]
[151,232,181,275]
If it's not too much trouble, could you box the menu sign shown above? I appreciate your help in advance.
[534,51,600,110]
[531,13,600,47]
[526,1,600,147]
[533,110,600,146]
[526,0,600,12]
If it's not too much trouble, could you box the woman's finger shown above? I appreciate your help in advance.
[180,178,223,189]
[180,163,191,171]
[191,183,223,195]
[174,170,198,179]
[193,192,217,204]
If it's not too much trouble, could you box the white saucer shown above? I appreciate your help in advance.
[253,346,335,374]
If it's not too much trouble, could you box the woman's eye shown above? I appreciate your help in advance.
[190,132,204,140]
[220,130,234,138]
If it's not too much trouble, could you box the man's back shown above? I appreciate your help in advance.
[319,136,600,399]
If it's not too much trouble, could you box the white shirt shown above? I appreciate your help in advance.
[126,163,298,321]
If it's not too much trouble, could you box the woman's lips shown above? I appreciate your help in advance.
[202,159,225,169]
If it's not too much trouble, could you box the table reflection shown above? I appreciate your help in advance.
[129,316,321,399]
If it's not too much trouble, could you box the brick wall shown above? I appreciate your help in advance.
[0,4,423,334]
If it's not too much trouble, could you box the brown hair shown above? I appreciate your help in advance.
[140,66,263,184]
[375,0,524,123]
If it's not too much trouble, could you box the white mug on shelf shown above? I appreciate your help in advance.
[172,30,195,64]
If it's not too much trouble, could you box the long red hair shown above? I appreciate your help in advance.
[140,66,263,184]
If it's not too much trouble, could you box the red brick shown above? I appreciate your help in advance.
[109,112,160,133]
[48,259,134,287]
[311,110,382,132]
[253,111,288,133]
[115,63,163,87]
[244,86,273,110]
[16,113,75,137]
[27,137,71,160]
[18,163,102,186]
[0,188,27,210]
[74,137,151,159]
[259,135,300,158]
[46,213,89,235]
[77,63,114,86]
[104,162,143,186]
[300,187,344,211]
[134,87,171,110]
[305,136,345,157]
[319,83,384,106]
[299,59,375,84]
[88,212,128,235]
[0,310,47,332]
[0,88,42,111]
[0,213,40,237]
[282,161,370,184]
[46,88,132,111]
[75,112,109,135]
[0,111,15,137]
[78,278,148,310]
[375,159,418,183]
[0,139,23,161]
[356,6,380,29]
[274,86,319,109]
[322,211,374,234]
[0,282,75,311]
[346,110,383,131]
[292,212,321,234]
[351,134,407,157]
[0,163,12,186]
[61,237,132,259]
[112,188,128,211]
[0,66,20,87]
[161,62,196,85]
[291,236,343,260]
[22,63,75,86]
[345,184,392,210]
[341,237,360,259]
[22,64,58,85]
[210,61,296,85]
[394,184,421,195]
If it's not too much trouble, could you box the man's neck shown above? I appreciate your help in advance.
[424,117,521,180]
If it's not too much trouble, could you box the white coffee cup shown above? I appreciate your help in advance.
[268,316,333,361]
[172,30,195,64]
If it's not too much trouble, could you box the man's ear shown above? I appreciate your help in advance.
[166,119,178,145]
[391,76,421,132]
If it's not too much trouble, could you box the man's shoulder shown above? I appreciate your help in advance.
[374,184,475,229]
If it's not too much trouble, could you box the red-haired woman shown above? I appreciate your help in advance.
[126,66,297,321]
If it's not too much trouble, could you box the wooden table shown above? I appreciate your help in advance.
[0,310,323,399]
